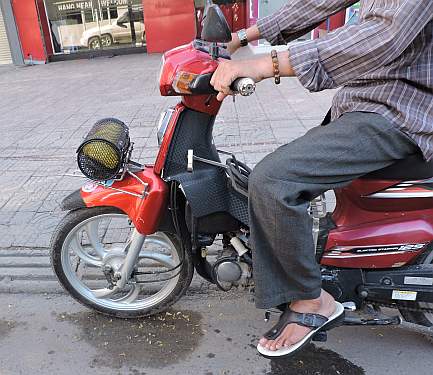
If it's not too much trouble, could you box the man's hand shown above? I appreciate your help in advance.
[210,55,274,101]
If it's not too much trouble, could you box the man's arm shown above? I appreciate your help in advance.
[213,0,433,101]
[288,0,433,92]
[229,0,357,53]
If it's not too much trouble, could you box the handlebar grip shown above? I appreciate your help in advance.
[230,78,256,96]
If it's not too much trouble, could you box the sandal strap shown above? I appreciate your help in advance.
[263,308,329,341]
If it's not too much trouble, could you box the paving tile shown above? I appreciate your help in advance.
[0,53,335,249]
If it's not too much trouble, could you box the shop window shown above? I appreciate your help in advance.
[43,0,145,54]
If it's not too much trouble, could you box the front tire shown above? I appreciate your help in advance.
[88,36,101,50]
[51,207,193,318]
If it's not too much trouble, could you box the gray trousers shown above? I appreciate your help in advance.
[249,112,419,309]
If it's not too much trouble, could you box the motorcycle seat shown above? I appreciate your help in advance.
[361,153,433,180]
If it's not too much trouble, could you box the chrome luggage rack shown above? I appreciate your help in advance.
[65,159,149,200]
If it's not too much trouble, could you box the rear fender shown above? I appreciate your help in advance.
[61,167,169,235]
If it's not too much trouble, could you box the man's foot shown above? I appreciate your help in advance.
[259,290,336,351]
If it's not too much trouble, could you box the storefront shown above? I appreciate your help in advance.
[3,0,247,63]
[3,0,358,65]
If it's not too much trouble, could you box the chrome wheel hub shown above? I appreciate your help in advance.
[102,249,126,273]
[60,213,181,311]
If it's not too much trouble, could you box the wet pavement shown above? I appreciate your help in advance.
[0,290,432,375]
[1,52,432,375]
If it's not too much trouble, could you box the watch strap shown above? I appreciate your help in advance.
[237,29,248,47]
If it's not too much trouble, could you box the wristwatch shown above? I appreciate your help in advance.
[237,29,248,47]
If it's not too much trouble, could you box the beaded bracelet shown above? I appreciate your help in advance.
[271,50,281,85]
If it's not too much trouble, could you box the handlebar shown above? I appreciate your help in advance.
[231,78,256,97]
[188,72,256,97]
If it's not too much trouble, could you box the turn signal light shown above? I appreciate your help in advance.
[172,71,198,94]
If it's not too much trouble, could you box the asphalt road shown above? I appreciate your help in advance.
[0,288,431,375]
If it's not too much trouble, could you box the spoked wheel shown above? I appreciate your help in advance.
[100,34,113,48]
[51,207,193,318]
[88,36,101,50]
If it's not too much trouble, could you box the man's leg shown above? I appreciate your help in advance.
[249,112,418,350]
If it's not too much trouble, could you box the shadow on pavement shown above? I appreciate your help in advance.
[267,343,365,375]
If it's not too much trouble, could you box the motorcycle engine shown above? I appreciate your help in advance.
[212,243,252,290]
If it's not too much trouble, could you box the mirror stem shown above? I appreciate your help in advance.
[210,42,219,60]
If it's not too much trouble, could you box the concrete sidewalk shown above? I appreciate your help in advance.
[0,52,333,249]
[0,52,333,292]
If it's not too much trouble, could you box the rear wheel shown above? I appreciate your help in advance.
[51,207,193,318]
[100,34,113,48]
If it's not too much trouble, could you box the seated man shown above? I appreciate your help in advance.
[211,0,433,358]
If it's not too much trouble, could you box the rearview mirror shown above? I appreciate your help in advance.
[117,20,127,28]
[201,4,232,43]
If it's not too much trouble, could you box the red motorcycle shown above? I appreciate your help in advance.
[52,4,433,339]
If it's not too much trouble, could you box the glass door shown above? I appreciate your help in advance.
[43,0,145,55]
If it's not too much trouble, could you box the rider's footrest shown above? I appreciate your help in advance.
[343,315,402,326]
[312,331,328,342]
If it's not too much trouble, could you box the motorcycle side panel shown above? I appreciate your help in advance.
[162,108,249,225]
[80,167,168,235]
[323,179,433,268]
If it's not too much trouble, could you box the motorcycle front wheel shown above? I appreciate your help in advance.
[51,207,193,318]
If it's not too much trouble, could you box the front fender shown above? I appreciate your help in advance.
[61,189,86,211]
[62,167,169,235]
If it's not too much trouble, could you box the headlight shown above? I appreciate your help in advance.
[157,108,175,146]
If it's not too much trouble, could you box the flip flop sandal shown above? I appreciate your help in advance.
[257,301,345,358]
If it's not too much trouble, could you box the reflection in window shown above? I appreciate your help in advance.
[43,0,146,54]
[64,11,82,25]
[83,10,94,23]
[110,8,118,19]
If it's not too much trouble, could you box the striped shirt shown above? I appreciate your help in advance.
[257,0,433,160]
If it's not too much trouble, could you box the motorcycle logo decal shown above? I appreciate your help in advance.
[324,243,427,258]
[397,244,426,251]
[82,182,99,193]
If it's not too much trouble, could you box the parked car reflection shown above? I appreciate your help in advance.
[80,10,145,50]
